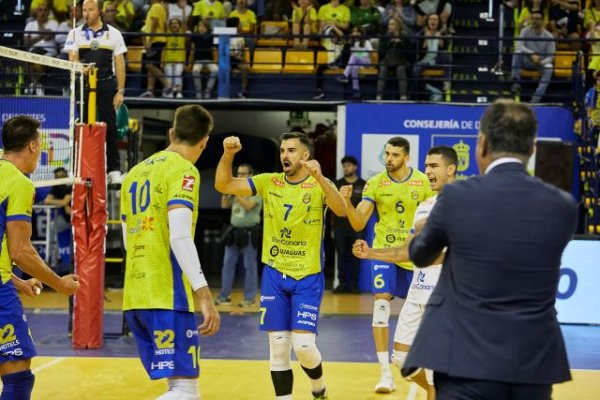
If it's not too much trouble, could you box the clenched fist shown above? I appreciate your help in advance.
[339,185,353,200]
[300,159,322,178]
[223,136,242,155]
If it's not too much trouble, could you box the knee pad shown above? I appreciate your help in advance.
[269,331,292,371]
[391,350,407,372]
[291,332,322,369]
[425,369,434,386]
[372,299,390,327]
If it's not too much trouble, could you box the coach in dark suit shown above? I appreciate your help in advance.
[402,99,577,400]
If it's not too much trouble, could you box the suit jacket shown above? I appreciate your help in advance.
[404,162,577,384]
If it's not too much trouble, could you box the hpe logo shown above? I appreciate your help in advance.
[297,311,317,321]
[151,361,175,370]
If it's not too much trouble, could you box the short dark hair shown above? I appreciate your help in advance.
[427,146,458,172]
[341,155,358,165]
[1,115,41,152]
[530,9,543,18]
[237,163,254,174]
[280,132,313,155]
[387,136,410,154]
[479,99,537,156]
[172,104,213,145]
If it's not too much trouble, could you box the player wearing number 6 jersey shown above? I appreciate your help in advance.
[341,136,433,394]
[215,132,346,400]
[120,105,220,400]
[353,146,458,400]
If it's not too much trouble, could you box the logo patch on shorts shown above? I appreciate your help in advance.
[182,175,196,191]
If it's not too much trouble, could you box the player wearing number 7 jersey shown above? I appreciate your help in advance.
[340,136,434,394]
[215,132,347,400]
[120,105,220,400]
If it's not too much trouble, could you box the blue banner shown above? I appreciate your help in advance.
[342,103,577,291]
[0,97,71,181]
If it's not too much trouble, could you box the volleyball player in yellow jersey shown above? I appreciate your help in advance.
[0,116,79,400]
[121,105,220,400]
[215,132,347,400]
[341,136,433,394]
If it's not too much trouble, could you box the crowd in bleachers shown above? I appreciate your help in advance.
[15,0,600,101]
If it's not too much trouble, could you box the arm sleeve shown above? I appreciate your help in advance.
[408,188,449,267]
[168,207,208,291]
[7,180,34,222]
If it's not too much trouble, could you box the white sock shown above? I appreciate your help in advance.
[276,396,293,400]
[310,375,325,395]
[377,351,392,377]
[155,379,200,400]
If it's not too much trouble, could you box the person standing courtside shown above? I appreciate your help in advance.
[0,116,80,400]
[403,99,577,400]
[332,155,365,294]
[341,136,433,394]
[353,145,458,400]
[215,163,263,307]
[120,105,220,400]
[64,0,127,184]
[215,132,346,400]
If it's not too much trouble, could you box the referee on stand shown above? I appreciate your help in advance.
[64,0,127,184]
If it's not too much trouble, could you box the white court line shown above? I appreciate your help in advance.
[406,382,418,400]
[32,357,66,374]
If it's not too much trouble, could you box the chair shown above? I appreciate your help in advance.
[316,50,344,75]
[283,50,315,74]
[256,21,289,48]
[554,51,578,78]
[250,49,283,73]
[126,46,144,73]
[359,51,379,76]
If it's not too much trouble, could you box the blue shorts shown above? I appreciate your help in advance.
[124,309,200,379]
[0,281,37,362]
[259,265,324,334]
[370,261,413,298]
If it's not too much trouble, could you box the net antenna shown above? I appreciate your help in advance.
[0,45,91,188]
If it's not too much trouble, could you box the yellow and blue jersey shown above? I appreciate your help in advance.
[249,173,330,280]
[120,151,200,312]
[363,169,434,270]
[0,160,35,284]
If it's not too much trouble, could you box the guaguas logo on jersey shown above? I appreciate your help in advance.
[182,175,196,191]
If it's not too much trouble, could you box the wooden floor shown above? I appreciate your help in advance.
[28,357,600,400]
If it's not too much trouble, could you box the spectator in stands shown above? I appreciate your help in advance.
[163,18,188,98]
[140,0,171,98]
[337,26,374,99]
[412,13,451,97]
[29,0,63,21]
[318,0,351,64]
[168,0,193,30]
[192,0,226,25]
[384,0,417,34]
[548,0,580,51]
[515,0,550,35]
[43,167,72,268]
[351,0,382,36]
[376,16,413,100]
[585,69,600,126]
[230,0,257,36]
[584,0,600,33]
[588,22,600,72]
[103,2,129,32]
[103,0,136,31]
[228,17,251,98]
[511,9,555,103]
[415,0,452,33]
[189,20,219,98]
[292,0,318,49]
[56,4,83,50]
[24,3,59,96]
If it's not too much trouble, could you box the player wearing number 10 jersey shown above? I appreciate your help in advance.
[215,132,347,400]
[121,105,220,400]
[342,136,433,394]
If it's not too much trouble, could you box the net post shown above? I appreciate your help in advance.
[88,66,98,124]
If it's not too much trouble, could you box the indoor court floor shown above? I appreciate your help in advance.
[19,291,600,400]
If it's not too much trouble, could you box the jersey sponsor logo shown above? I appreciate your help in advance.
[303,218,321,225]
[385,234,396,243]
[302,193,312,204]
[373,264,390,271]
[379,193,393,197]
[0,324,18,346]
[279,227,292,239]
[186,329,199,338]
[411,190,419,200]
[270,245,279,257]
[260,295,276,302]
[154,329,175,350]
[297,311,318,321]
[268,191,283,198]
[142,216,155,231]
[182,175,196,191]
[379,181,392,187]
[407,181,424,186]
[417,271,425,283]
[301,182,317,189]
[271,177,285,187]
[151,361,175,370]
[269,245,306,257]
[299,303,318,311]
